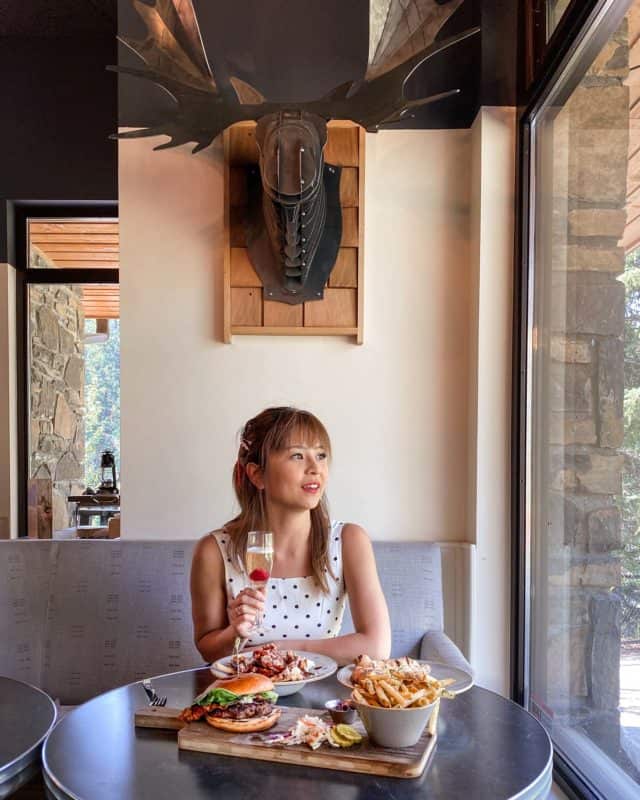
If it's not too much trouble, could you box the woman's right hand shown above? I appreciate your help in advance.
[227,587,265,639]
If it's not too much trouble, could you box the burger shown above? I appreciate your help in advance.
[179,673,281,733]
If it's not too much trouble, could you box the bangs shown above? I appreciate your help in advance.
[266,410,331,457]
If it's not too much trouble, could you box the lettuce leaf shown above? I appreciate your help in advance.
[195,687,239,707]
[195,687,278,707]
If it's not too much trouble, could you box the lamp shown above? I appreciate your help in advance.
[98,450,118,494]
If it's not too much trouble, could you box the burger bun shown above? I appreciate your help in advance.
[211,673,275,696]
[205,707,281,733]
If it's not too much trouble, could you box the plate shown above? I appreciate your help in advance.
[210,650,338,696]
[336,660,474,696]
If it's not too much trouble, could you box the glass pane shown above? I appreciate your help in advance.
[28,218,119,268]
[529,3,640,796]
[546,0,572,41]
[28,284,120,537]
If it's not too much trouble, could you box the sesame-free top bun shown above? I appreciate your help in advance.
[212,673,275,696]
[205,708,281,733]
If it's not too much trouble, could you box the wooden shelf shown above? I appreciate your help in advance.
[231,326,359,337]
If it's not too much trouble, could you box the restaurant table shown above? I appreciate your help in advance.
[42,667,553,800]
[0,677,57,799]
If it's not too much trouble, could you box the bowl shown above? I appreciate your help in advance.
[324,698,357,724]
[352,698,437,748]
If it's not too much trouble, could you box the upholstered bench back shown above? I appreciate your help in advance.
[341,541,444,658]
[0,539,446,704]
[1,540,202,704]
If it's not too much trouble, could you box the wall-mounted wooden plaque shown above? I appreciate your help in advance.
[223,121,364,344]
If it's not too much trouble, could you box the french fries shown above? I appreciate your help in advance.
[349,655,456,710]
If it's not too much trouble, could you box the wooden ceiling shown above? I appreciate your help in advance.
[29,220,119,268]
[625,4,640,253]
[80,286,120,320]
[29,219,119,319]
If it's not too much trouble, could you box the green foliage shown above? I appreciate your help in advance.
[84,319,120,490]
[622,249,640,638]
[621,247,640,391]
[624,388,640,446]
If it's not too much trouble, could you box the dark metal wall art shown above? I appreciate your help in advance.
[115,0,478,304]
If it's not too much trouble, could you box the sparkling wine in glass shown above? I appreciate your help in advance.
[246,531,274,634]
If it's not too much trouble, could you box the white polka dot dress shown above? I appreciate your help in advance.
[212,521,347,648]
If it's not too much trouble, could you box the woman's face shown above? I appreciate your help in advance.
[259,436,329,513]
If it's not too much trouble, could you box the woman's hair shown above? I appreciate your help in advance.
[224,406,334,593]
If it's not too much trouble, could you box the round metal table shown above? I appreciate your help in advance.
[0,677,57,799]
[43,667,552,800]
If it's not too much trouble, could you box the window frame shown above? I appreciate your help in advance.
[522,0,608,94]
[513,0,635,797]
[14,202,119,537]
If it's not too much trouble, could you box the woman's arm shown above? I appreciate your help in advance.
[190,534,264,663]
[275,524,391,665]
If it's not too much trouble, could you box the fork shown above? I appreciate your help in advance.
[150,696,167,707]
[142,679,167,707]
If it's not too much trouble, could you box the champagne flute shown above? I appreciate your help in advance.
[245,531,274,635]
[233,531,275,669]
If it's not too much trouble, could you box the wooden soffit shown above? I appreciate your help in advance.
[81,285,120,320]
[28,219,119,319]
[29,220,119,268]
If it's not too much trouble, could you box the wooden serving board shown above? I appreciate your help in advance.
[135,706,436,779]
[135,707,185,731]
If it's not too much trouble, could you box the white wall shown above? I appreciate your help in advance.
[467,108,516,695]
[119,129,472,542]
[0,263,17,538]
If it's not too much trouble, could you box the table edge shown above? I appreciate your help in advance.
[0,677,57,787]
[42,666,554,800]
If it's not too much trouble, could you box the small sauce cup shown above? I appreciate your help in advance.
[324,698,357,724]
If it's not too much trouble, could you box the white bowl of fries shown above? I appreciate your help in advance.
[348,656,459,748]
[352,694,437,749]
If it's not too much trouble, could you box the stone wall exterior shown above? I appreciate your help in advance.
[543,20,627,722]
[29,285,85,533]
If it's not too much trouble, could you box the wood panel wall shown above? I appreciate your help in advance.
[223,121,364,343]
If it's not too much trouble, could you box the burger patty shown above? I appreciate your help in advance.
[206,701,273,720]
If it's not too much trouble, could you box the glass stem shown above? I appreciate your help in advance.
[250,580,264,631]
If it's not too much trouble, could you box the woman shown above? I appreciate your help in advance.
[190,407,391,665]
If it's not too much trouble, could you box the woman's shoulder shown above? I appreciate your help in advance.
[340,523,374,561]
[337,522,370,539]
[193,529,226,561]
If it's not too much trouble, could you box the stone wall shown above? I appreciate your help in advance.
[544,20,628,720]
[29,285,85,533]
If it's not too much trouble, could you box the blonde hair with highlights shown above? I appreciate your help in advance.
[224,407,334,593]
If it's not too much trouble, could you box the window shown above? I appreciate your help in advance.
[547,1,573,41]
[17,212,119,537]
[525,2,603,92]
[522,0,640,796]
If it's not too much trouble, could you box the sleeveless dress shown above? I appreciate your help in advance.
[212,521,347,648]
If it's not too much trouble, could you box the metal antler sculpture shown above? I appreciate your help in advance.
[115,0,478,304]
